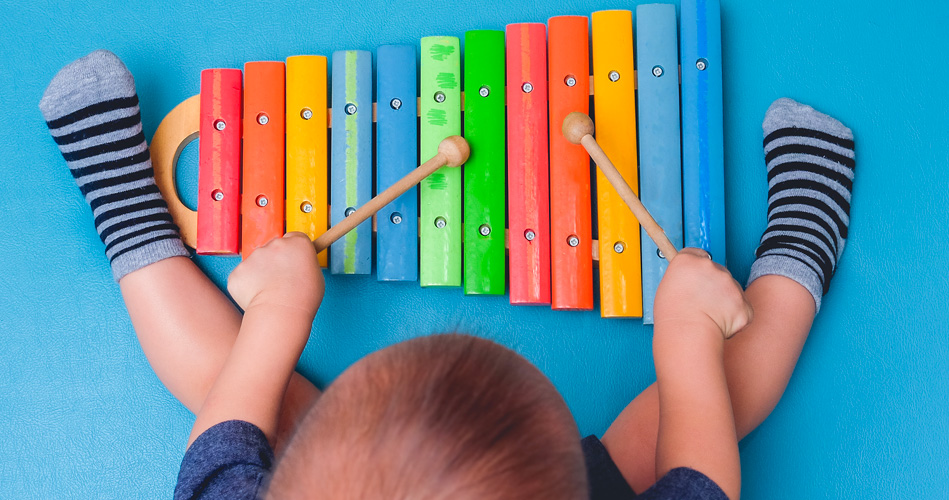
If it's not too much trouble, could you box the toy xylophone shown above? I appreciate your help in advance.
[150,0,725,321]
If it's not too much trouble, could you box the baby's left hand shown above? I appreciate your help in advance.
[227,232,325,318]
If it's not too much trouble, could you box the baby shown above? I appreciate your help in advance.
[40,51,855,499]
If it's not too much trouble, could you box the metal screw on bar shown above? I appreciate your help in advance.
[301,108,313,120]
[301,202,313,214]
[657,248,665,259]
[614,241,625,254]
[696,58,708,71]
[525,229,536,241]
[435,217,447,229]
[479,86,490,97]
[565,75,577,87]
[257,113,269,125]
[390,212,402,224]
[479,224,491,236]
[609,70,620,82]
[434,91,446,103]
[345,103,357,115]
[344,207,356,217]
[652,65,664,77]
[256,195,269,207]
[390,98,402,110]
[522,82,533,93]
[212,190,224,201]
[213,119,226,131]
[568,235,580,247]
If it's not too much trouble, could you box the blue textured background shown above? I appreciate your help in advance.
[1,0,947,497]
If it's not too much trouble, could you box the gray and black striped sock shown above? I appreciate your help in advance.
[40,50,189,281]
[748,98,855,312]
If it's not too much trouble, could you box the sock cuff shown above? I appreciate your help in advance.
[111,237,190,282]
[747,254,823,312]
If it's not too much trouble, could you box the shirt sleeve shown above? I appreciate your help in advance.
[636,467,730,500]
[582,435,729,500]
[174,420,275,500]
[582,435,639,500]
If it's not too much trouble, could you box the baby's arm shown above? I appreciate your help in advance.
[187,233,324,447]
[651,248,753,500]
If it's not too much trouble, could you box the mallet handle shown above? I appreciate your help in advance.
[579,134,679,261]
[312,150,446,253]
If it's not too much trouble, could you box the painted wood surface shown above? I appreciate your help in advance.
[548,15,593,310]
[376,44,419,281]
[286,55,329,266]
[636,3,683,324]
[197,68,241,255]
[240,61,285,259]
[463,30,506,295]
[330,51,372,274]
[592,10,642,317]
[506,23,550,305]
[681,0,726,266]
[419,36,462,286]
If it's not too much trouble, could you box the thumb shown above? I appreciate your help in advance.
[726,297,755,339]
[744,299,755,327]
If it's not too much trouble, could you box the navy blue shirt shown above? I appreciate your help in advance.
[175,420,728,500]
[174,421,273,500]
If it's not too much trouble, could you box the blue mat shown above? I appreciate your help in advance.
[1,0,947,497]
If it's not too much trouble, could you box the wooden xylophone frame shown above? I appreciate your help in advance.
[150,1,725,320]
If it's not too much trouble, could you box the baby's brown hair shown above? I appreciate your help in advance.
[267,334,587,499]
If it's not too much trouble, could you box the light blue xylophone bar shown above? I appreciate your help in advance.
[330,50,373,275]
[681,0,726,265]
[376,45,419,281]
[637,3,684,324]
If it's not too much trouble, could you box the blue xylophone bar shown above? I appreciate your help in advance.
[637,3,684,324]
[681,0,727,266]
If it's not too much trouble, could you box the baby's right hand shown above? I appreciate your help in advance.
[653,248,753,339]
[227,232,325,318]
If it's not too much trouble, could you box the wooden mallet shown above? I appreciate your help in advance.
[562,112,678,261]
[311,135,469,252]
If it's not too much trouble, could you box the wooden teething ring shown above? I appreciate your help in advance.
[150,94,200,249]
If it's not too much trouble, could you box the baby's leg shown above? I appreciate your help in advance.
[40,51,319,450]
[120,258,319,450]
[602,98,854,492]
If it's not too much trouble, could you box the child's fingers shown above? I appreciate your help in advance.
[283,231,310,241]
[678,247,712,260]
[282,232,319,258]
[256,233,286,249]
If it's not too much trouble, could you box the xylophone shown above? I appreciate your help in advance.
[150,0,725,321]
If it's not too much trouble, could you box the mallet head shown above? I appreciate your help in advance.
[562,112,595,145]
[438,135,470,167]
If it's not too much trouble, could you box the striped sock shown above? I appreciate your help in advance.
[39,50,189,281]
[747,98,855,312]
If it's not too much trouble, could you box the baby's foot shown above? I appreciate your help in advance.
[40,50,188,281]
[747,98,855,312]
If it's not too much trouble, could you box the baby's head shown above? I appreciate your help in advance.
[267,334,587,499]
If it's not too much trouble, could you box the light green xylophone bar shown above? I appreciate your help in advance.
[420,36,462,287]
